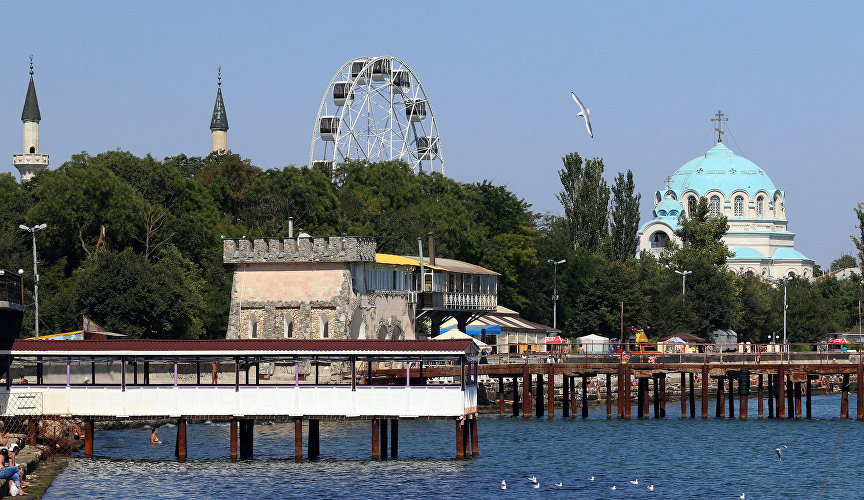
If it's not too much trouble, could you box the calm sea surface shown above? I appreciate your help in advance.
[44,394,864,499]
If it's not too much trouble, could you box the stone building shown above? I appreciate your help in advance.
[13,57,49,183]
[223,236,499,340]
[638,117,813,279]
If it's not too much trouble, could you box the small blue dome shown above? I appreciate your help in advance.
[653,196,684,219]
[666,143,777,199]
[771,248,810,261]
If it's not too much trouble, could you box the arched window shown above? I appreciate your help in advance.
[734,196,744,217]
[283,314,293,339]
[687,196,697,215]
[650,231,669,249]
[709,196,721,216]
[756,196,764,217]
[377,325,389,339]
[320,313,330,338]
[249,313,258,339]
[29,147,35,154]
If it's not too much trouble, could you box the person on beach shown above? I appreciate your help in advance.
[3,444,29,487]
[150,427,160,445]
[0,449,27,495]
[211,362,218,384]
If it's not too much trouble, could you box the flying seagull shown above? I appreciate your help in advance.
[775,444,787,461]
[570,92,594,138]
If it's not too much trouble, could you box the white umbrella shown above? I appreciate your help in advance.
[434,330,491,351]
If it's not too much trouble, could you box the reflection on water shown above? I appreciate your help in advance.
[44,394,864,499]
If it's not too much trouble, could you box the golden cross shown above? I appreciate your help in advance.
[711,110,727,143]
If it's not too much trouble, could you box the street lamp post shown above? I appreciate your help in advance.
[19,223,47,339]
[674,270,692,306]
[548,259,566,330]
[769,275,789,353]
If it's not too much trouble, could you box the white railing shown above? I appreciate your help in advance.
[442,292,497,311]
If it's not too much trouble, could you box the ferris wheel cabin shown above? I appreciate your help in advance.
[417,136,439,160]
[391,70,410,94]
[372,58,391,82]
[405,99,427,122]
[332,82,354,107]
[319,116,340,141]
[350,58,370,85]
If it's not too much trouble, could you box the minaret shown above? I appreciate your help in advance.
[13,56,49,183]
[210,66,229,153]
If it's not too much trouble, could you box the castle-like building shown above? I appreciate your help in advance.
[638,114,814,279]
[11,61,229,183]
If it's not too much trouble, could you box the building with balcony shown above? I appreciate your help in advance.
[0,269,24,349]
[222,236,498,340]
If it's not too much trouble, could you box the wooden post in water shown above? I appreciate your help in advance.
[701,365,709,419]
[606,374,613,419]
[230,419,238,461]
[841,373,850,419]
[758,374,764,419]
[794,382,802,419]
[716,377,725,419]
[728,376,734,419]
[689,372,696,418]
[637,379,645,419]
[652,376,660,419]
[768,374,775,418]
[294,418,302,462]
[498,376,505,415]
[512,377,520,417]
[470,417,478,456]
[380,419,388,459]
[806,377,812,419]
[777,368,786,419]
[617,365,625,419]
[570,376,578,416]
[523,370,532,418]
[309,419,320,460]
[858,364,864,420]
[740,380,748,421]
[391,419,399,459]
[786,380,794,419]
[176,418,187,463]
[624,366,632,420]
[581,376,589,419]
[84,418,94,458]
[456,420,465,459]
[547,366,555,419]
[659,375,667,418]
[562,374,570,418]
[680,373,687,418]
[371,419,380,460]
[535,372,544,417]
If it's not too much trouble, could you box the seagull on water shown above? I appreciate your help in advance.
[611,485,616,491]
[739,494,746,499]
[630,479,639,485]
[528,476,537,483]
[589,476,594,482]
[533,482,540,489]
[647,485,654,491]
[570,92,594,138]
[555,482,563,488]
[775,444,788,461]
[501,480,507,490]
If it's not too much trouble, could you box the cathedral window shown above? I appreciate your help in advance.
[709,196,721,217]
[687,196,697,215]
[756,196,764,217]
[734,196,744,217]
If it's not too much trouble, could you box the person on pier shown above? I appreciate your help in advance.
[0,449,28,496]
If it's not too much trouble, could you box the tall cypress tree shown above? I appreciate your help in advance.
[556,153,608,253]
[608,169,641,260]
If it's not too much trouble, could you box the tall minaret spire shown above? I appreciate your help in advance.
[13,55,49,183]
[210,66,229,153]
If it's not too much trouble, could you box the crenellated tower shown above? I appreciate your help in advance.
[210,66,229,153]
[13,56,49,182]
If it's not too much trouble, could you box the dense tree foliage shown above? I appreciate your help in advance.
[1,148,861,345]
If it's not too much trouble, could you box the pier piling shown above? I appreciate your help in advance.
[309,419,320,460]
[680,373,687,418]
[758,374,764,419]
[841,373,850,419]
[176,418,187,463]
[547,367,554,419]
[523,370,532,418]
[230,419,238,461]
[372,419,379,459]
[786,380,794,419]
[535,372,544,417]
[637,379,645,419]
[652,376,660,419]
[498,377,505,416]
[659,375,666,418]
[728,377,734,419]
[84,418,94,458]
[582,376,589,419]
[777,368,786,419]
[606,374,612,419]
[689,372,696,418]
[794,382,802,419]
[456,420,465,459]
[857,364,864,420]
[768,374,775,418]
[716,377,725,419]
[294,418,302,462]
[562,374,570,418]
[380,419,389,459]
[470,417,478,456]
[806,377,812,419]
[570,376,578,416]
[701,365,709,419]
[512,377,520,417]
[391,419,399,458]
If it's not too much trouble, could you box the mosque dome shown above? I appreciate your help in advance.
[660,142,777,202]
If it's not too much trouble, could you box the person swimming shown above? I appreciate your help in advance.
[150,427,160,445]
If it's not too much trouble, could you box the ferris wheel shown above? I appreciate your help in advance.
[310,56,444,176]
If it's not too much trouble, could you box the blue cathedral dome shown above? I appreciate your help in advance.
[663,142,778,200]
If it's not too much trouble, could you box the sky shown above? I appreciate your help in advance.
[0,2,861,267]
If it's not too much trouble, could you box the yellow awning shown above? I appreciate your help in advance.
[375,254,447,271]
[635,331,648,343]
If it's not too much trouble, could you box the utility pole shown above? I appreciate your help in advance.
[548,259,565,330]
[19,223,47,339]
[674,269,692,307]
[620,301,624,348]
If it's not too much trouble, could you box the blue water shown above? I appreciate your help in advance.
[44,394,864,499]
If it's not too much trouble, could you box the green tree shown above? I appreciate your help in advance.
[556,153,609,253]
[853,202,864,277]
[608,169,641,260]
[830,253,857,272]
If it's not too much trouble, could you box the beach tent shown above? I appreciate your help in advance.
[434,330,491,351]
[576,334,610,353]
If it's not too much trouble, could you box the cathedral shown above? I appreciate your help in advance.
[637,113,814,279]
[11,60,229,183]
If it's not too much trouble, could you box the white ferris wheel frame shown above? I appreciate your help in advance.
[309,56,445,176]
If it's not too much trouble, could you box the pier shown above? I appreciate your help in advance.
[0,339,480,461]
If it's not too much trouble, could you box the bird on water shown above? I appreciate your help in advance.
[532,482,540,489]
[775,444,788,461]
[647,485,654,491]
[589,476,594,482]
[555,482,562,488]
[501,480,506,490]
[570,92,594,138]
[528,476,537,483]
[630,479,639,485]
[611,485,616,491]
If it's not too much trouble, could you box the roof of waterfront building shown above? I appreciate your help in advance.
[6,339,476,356]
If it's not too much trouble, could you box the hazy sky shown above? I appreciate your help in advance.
[1,2,861,267]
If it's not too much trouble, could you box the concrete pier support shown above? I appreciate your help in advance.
[581,376,589,419]
[230,419,238,461]
[701,365,709,419]
[562,374,570,418]
[606,374,613,419]
[84,418,94,458]
[456,420,465,459]
[372,419,380,459]
[547,367,555,419]
[294,418,302,462]
[469,417,478,456]
[391,419,399,459]
[758,374,764,419]
[777,368,786,419]
[680,373,687,418]
[841,373,850,419]
[175,418,187,462]
[739,375,748,420]
[309,419,320,460]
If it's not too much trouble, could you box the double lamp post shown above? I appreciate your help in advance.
[19,223,47,339]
